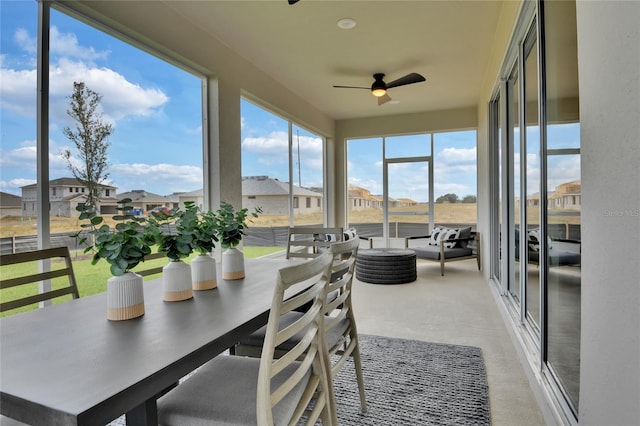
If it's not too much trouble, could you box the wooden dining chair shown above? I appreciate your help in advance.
[235,238,367,414]
[0,246,80,315]
[285,226,343,259]
[156,252,335,426]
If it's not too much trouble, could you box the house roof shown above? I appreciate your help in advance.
[117,190,172,204]
[0,191,21,208]
[21,177,116,190]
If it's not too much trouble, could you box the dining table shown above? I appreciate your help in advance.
[0,257,299,426]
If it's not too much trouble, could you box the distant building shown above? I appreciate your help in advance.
[242,176,323,215]
[170,189,204,210]
[21,178,118,217]
[548,180,581,209]
[116,189,176,214]
[0,192,22,217]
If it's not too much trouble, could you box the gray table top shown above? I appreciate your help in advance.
[0,258,294,425]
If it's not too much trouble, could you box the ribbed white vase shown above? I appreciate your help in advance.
[162,260,193,301]
[222,247,245,280]
[191,254,217,290]
[107,272,145,321]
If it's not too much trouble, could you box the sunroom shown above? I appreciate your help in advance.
[1,1,638,426]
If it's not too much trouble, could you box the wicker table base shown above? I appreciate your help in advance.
[356,248,417,284]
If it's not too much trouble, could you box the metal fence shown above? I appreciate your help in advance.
[0,222,579,255]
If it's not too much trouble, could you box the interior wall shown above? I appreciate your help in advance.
[575,1,640,424]
[333,106,478,227]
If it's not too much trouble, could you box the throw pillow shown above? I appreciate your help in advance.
[428,227,445,246]
[343,229,357,241]
[527,228,540,252]
[442,228,461,249]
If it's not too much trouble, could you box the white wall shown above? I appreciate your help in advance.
[576,1,640,424]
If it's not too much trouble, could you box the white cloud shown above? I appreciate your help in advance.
[110,163,202,194]
[2,28,168,123]
[0,178,36,193]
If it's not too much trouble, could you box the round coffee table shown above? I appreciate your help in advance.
[356,248,417,284]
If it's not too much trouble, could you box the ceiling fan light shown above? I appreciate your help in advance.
[371,88,387,97]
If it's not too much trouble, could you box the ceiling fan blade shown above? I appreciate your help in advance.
[378,93,392,106]
[333,85,371,90]
[386,72,426,89]
[288,0,300,4]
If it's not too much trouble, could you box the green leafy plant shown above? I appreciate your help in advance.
[213,201,262,249]
[148,201,219,259]
[76,198,155,276]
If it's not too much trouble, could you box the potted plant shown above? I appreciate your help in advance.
[148,205,195,302]
[76,198,153,320]
[213,201,262,279]
[184,202,219,290]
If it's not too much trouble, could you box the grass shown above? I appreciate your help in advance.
[0,245,284,318]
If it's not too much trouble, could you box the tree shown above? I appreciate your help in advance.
[62,82,112,210]
[436,193,459,204]
[461,195,477,203]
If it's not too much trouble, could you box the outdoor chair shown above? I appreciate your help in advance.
[285,226,344,259]
[409,227,481,276]
[0,246,80,314]
[157,252,335,425]
[236,238,367,414]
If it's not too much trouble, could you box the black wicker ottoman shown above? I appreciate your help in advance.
[356,248,417,284]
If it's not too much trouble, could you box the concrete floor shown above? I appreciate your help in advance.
[351,257,548,426]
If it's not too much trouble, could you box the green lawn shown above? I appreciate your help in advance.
[0,246,284,317]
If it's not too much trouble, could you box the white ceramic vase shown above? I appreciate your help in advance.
[191,254,217,290]
[107,272,145,321]
[222,247,245,280]
[162,260,194,301]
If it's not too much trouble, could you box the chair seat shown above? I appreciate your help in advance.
[412,245,472,260]
[239,311,350,352]
[157,355,309,426]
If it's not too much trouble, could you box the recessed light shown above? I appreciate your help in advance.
[337,18,357,30]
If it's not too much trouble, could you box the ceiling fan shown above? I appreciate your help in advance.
[333,72,426,105]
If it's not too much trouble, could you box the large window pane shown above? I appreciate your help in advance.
[544,0,581,412]
[524,33,540,330]
[347,138,383,234]
[433,130,477,227]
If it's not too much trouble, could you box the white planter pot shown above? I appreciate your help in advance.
[163,260,194,301]
[107,272,145,321]
[222,247,245,280]
[191,254,217,290]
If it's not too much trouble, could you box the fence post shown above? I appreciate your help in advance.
[12,235,16,254]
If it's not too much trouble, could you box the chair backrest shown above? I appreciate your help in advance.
[132,252,166,277]
[325,238,359,321]
[257,251,334,425]
[0,246,80,314]
[285,226,343,259]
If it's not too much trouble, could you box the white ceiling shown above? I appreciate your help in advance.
[160,0,505,120]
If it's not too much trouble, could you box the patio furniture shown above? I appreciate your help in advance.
[236,238,367,413]
[356,248,417,284]
[285,226,344,259]
[0,258,304,426]
[410,227,481,276]
[157,252,335,425]
[0,246,80,314]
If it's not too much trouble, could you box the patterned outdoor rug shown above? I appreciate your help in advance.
[327,334,491,425]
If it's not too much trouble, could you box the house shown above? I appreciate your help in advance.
[20,178,117,217]
[549,180,581,210]
[17,2,640,425]
[0,192,22,217]
[242,176,322,215]
[171,189,204,211]
[116,190,176,215]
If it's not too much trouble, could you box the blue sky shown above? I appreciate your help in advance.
[2,1,484,204]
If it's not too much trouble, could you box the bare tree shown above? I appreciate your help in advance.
[62,82,112,210]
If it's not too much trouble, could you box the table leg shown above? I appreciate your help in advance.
[125,399,157,426]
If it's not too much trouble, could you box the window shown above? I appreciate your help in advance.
[306,197,311,208]
[105,189,109,196]
[489,0,581,418]
[52,188,56,196]
[293,197,299,208]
